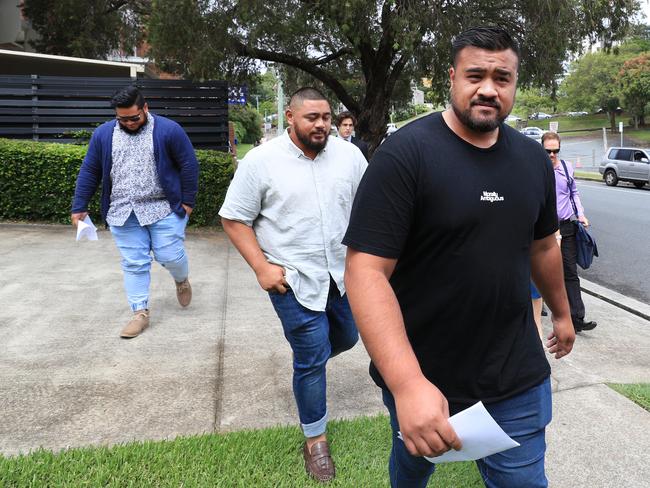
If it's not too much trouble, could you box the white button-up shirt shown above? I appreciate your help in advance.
[219,130,367,311]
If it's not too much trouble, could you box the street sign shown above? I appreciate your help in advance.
[549,121,558,133]
[619,121,623,146]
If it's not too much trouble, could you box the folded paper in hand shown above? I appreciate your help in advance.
[76,216,98,241]
[399,401,520,464]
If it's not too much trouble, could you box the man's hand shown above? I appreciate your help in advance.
[182,204,193,217]
[578,215,589,228]
[546,314,575,359]
[71,212,88,228]
[392,376,462,457]
[255,262,289,293]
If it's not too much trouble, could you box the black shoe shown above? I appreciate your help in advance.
[574,319,597,332]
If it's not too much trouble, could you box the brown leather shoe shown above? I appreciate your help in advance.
[175,278,192,307]
[303,441,335,483]
[120,310,150,338]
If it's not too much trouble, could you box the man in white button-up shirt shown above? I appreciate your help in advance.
[219,87,367,483]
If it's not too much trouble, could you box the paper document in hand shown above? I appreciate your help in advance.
[425,401,519,463]
[76,215,98,241]
[398,401,520,464]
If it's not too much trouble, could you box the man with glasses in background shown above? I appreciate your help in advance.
[71,86,199,338]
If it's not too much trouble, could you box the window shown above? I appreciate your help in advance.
[611,149,633,161]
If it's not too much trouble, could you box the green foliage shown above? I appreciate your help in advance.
[0,139,234,227]
[232,121,247,144]
[561,51,628,130]
[258,100,276,119]
[148,0,640,150]
[22,0,146,59]
[617,53,650,127]
[192,148,236,227]
[0,415,484,486]
[61,130,95,144]
[514,88,555,118]
[392,103,429,121]
[0,139,97,223]
[229,105,263,144]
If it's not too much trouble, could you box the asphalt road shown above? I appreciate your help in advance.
[554,133,650,173]
[575,180,650,304]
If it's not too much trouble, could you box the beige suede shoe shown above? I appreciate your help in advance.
[120,309,150,338]
[175,278,192,307]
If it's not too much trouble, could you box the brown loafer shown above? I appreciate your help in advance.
[175,278,192,307]
[120,309,150,338]
[303,441,335,483]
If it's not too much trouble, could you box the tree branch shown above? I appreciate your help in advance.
[313,48,354,66]
[233,40,360,112]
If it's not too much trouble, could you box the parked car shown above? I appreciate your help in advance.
[599,147,650,188]
[520,126,545,141]
[567,111,588,117]
[506,114,522,122]
[529,112,552,120]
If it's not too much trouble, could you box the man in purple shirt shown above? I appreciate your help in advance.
[542,132,597,333]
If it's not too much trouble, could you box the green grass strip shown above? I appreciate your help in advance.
[235,143,254,159]
[608,383,650,412]
[0,415,483,487]
[574,171,603,181]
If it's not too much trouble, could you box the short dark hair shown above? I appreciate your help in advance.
[110,86,145,109]
[288,87,329,108]
[541,131,561,146]
[336,111,356,128]
[451,27,520,67]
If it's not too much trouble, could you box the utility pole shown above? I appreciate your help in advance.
[276,74,284,133]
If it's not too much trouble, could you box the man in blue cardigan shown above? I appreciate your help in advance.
[71,86,199,338]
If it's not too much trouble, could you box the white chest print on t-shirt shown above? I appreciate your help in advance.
[480,191,505,203]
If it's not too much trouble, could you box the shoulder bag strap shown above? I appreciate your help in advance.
[560,159,579,218]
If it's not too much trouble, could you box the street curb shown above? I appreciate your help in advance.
[581,278,650,322]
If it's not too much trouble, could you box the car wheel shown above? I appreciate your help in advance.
[633,181,646,189]
[604,170,618,186]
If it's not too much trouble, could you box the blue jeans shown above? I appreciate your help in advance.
[110,211,189,311]
[268,279,358,438]
[382,377,552,488]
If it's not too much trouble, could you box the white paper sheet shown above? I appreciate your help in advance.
[76,215,98,241]
[399,401,520,464]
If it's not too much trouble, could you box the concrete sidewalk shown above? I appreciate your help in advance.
[0,224,648,487]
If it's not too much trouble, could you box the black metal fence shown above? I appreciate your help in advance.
[0,76,229,150]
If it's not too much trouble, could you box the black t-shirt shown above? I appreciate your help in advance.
[343,112,557,414]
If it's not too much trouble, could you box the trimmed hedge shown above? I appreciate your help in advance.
[0,138,235,227]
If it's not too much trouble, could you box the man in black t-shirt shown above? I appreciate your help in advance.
[343,27,575,487]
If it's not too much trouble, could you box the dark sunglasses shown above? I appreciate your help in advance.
[116,111,143,123]
[545,148,560,154]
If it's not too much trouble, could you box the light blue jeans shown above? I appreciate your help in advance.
[382,377,552,487]
[110,211,189,311]
[268,278,358,438]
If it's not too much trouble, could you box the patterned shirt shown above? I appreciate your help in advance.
[107,114,172,226]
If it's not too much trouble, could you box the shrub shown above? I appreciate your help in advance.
[0,138,235,227]
[232,120,247,144]
[229,104,263,143]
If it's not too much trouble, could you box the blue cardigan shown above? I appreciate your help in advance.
[72,114,199,221]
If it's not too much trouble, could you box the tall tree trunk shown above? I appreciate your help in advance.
[355,90,391,158]
[609,111,617,133]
